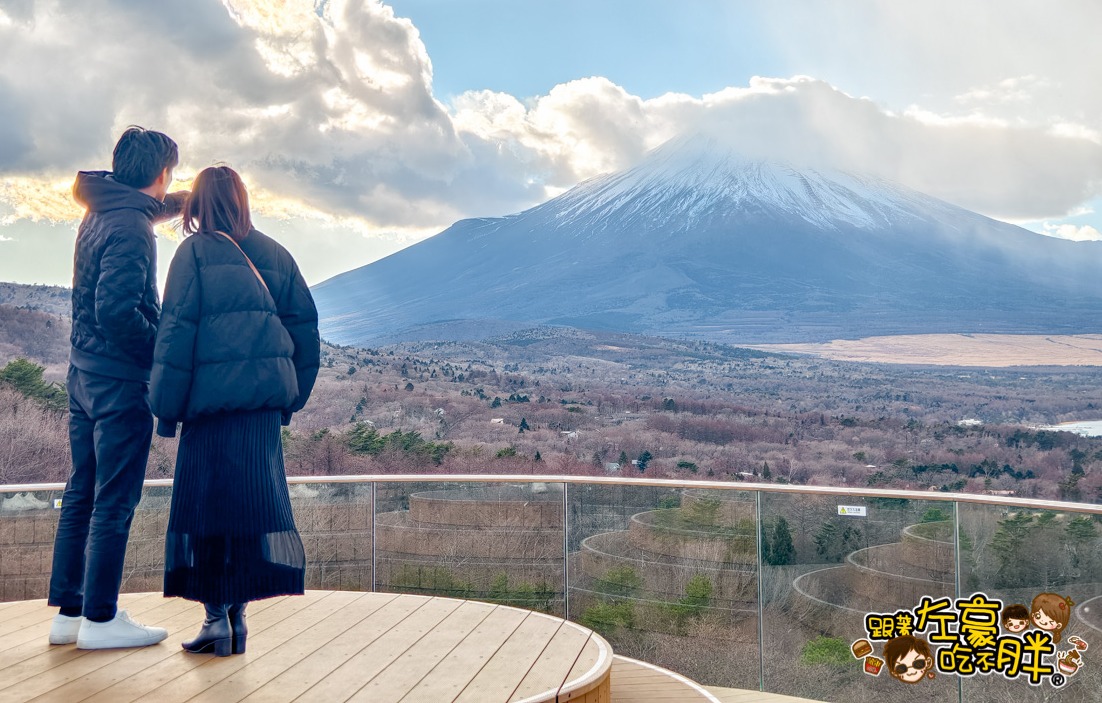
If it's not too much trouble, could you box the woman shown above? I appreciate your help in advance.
[1031,592,1075,644]
[151,166,320,656]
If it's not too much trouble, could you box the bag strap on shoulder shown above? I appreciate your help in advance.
[216,231,269,294]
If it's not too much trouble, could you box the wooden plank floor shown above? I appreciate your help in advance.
[0,591,822,703]
[0,591,611,703]
[609,658,823,703]
[610,656,719,702]
[703,685,826,703]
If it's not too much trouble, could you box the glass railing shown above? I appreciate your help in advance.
[3,475,1099,702]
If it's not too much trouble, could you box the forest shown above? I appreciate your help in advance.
[2,298,1100,506]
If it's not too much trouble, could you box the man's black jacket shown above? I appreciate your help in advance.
[69,171,177,382]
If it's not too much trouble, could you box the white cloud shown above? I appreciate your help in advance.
[1048,123,1102,144]
[0,0,1099,239]
[1042,223,1102,242]
[955,75,1048,106]
[0,235,13,242]
[758,1,1102,123]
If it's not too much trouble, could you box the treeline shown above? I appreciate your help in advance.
[0,282,71,316]
[0,305,70,365]
[646,413,788,445]
[979,510,1098,589]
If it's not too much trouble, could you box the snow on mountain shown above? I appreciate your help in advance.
[544,135,951,233]
[313,134,1102,347]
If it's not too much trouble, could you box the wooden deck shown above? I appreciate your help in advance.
[0,591,822,703]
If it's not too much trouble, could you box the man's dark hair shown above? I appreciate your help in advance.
[112,126,179,189]
[1003,603,1029,624]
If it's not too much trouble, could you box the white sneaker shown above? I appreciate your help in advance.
[76,610,168,649]
[48,614,82,645]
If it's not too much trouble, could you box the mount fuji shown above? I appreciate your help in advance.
[312,135,1102,346]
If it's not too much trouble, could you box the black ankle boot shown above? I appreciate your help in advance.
[182,603,231,656]
[228,603,247,654]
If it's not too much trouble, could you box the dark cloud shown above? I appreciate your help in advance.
[0,79,33,165]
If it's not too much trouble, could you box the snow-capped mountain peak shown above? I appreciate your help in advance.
[543,134,948,232]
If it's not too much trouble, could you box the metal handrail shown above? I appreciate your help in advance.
[3,473,1100,514]
[5,471,1100,700]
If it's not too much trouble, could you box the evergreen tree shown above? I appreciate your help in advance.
[346,422,385,454]
[769,517,795,565]
[518,417,530,433]
[760,520,772,565]
[813,522,838,560]
[814,522,862,562]
[637,450,653,472]
[618,451,629,465]
[0,358,67,412]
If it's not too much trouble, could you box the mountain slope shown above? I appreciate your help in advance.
[314,136,1102,346]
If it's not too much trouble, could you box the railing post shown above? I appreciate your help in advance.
[371,480,377,593]
[756,490,765,692]
[563,481,570,621]
[954,500,963,703]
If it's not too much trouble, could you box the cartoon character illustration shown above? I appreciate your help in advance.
[1002,603,1030,633]
[884,635,935,684]
[1031,593,1075,644]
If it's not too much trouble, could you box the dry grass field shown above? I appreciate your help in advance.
[748,334,1102,367]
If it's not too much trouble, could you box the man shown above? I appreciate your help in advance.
[48,127,185,649]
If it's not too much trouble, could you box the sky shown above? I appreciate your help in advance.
[0,0,1100,290]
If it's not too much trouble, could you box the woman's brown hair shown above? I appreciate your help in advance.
[1031,592,1075,643]
[183,166,252,240]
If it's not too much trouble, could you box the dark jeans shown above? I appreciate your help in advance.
[48,366,153,621]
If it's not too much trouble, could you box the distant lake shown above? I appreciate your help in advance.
[1038,420,1102,437]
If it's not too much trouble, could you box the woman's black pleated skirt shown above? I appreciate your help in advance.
[164,409,305,604]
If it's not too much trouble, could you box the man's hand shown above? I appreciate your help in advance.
[161,190,189,219]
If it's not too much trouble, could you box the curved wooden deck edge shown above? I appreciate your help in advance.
[610,655,722,702]
[513,615,613,703]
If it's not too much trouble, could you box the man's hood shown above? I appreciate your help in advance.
[72,171,163,218]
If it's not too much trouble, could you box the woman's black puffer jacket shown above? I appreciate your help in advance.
[151,228,320,435]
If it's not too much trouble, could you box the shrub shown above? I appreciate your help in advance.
[800,636,852,666]
[579,601,635,634]
[921,507,950,523]
[676,574,712,617]
[345,422,453,464]
[596,566,643,598]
